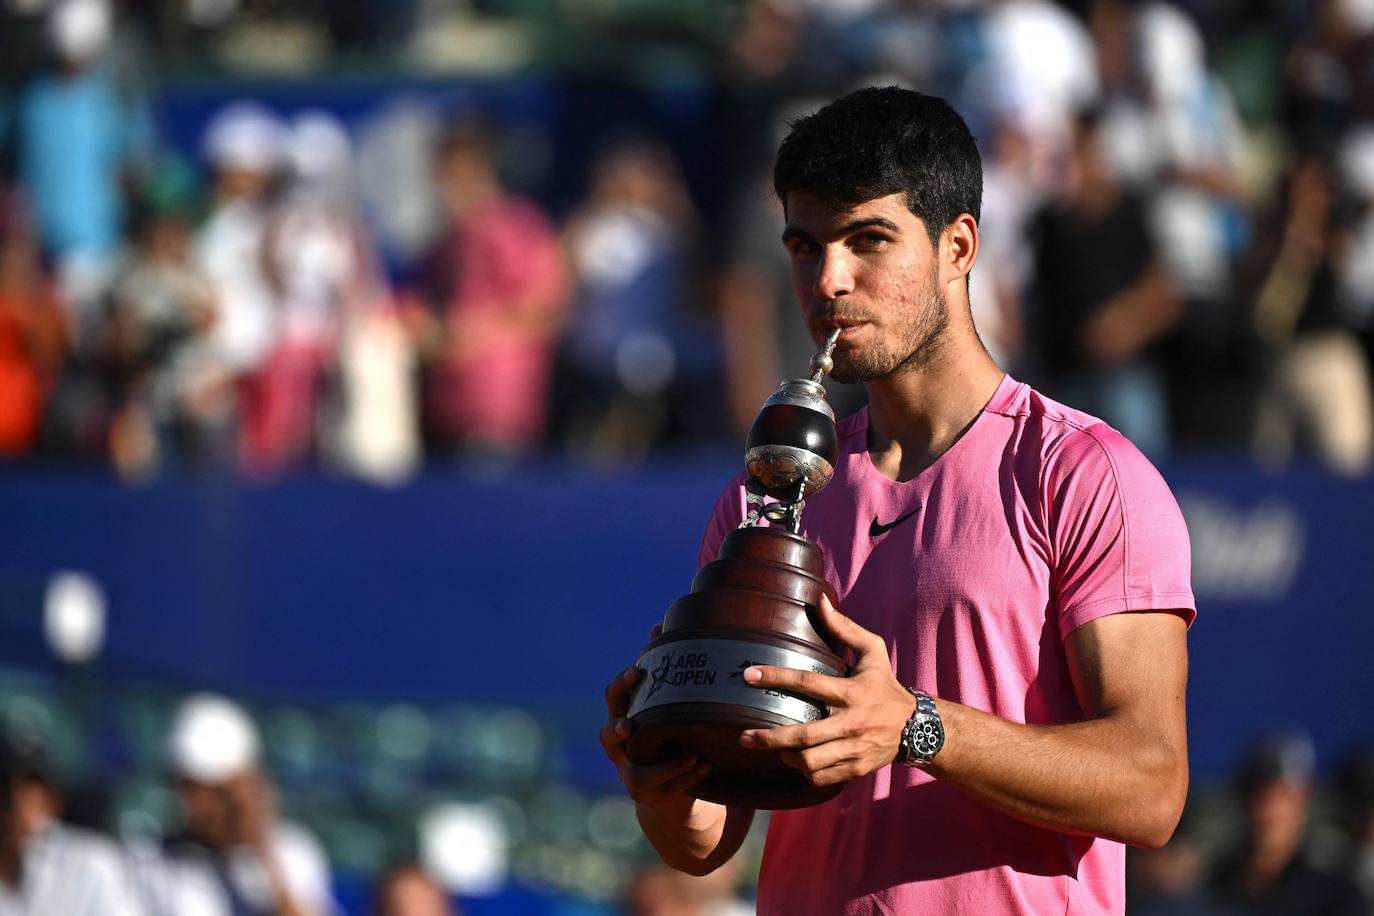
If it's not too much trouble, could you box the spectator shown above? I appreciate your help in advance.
[980,0,1101,192]
[1333,748,1374,913]
[132,693,336,916]
[1028,107,1183,455]
[1284,0,1374,156]
[251,111,379,476]
[411,121,568,461]
[1210,732,1356,915]
[282,112,421,484]
[0,210,65,456]
[1088,0,1255,450]
[6,0,153,344]
[1247,157,1374,474]
[1129,805,1244,916]
[557,137,699,464]
[0,726,144,916]
[104,161,230,476]
[372,863,458,916]
[194,101,288,474]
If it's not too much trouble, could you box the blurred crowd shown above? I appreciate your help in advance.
[1,0,1374,480]
[0,690,761,915]
[3,694,1372,915]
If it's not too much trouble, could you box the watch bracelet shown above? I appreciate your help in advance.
[899,686,940,765]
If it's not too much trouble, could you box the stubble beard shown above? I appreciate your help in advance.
[827,268,950,384]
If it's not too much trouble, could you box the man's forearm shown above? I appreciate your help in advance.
[636,797,754,876]
[926,700,1187,849]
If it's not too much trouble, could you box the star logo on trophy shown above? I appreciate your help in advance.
[646,652,673,699]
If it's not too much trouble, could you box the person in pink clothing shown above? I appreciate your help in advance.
[413,123,569,457]
[601,87,1195,915]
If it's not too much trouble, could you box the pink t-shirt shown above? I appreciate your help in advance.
[424,196,568,450]
[698,375,1195,916]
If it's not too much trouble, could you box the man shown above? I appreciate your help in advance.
[0,726,144,916]
[132,693,335,916]
[411,121,568,460]
[601,87,1194,914]
[1210,733,1357,915]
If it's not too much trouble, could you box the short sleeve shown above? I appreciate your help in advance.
[697,473,749,570]
[272,822,337,916]
[1045,425,1195,639]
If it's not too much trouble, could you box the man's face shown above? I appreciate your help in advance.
[782,190,948,384]
[175,771,265,849]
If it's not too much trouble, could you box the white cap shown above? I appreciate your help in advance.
[203,102,287,174]
[50,0,112,64]
[167,693,261,783]
[288,110,353,183]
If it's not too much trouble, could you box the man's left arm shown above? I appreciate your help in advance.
[740,600,1189,848]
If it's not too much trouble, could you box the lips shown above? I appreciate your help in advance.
[815,318,868,339]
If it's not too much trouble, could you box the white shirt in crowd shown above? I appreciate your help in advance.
[0,822,146,916]
[130,820,336,916]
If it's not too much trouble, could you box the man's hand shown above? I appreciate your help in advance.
[601,625,712,807]
[224,772,274,852]
[738,595,915,786]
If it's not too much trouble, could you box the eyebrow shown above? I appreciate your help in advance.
[780,216,903,244]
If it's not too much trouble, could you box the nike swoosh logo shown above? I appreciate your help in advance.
[870,507,921,537]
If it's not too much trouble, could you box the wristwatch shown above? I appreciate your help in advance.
[897,688,945,767]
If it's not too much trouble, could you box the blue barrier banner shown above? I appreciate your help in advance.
[0,461,1370,781]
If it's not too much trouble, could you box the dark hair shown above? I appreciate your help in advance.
[773,87,983,243]
[0,725,51,791]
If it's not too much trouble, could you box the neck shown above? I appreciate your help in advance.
[862,317,1004,482]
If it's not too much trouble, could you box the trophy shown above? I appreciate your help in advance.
[625,329,850,810]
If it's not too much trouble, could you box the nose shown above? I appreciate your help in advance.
[812,247,855,302]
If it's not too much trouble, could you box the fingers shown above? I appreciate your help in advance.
[648,622,663,640]
[817,593,886,659]
[742,664,850,705]
[598,715,633,766]
[604,665,642,719]
[622,755,712,804]
[739,718,846,751]
[778,739,864,775]
[800,760,866,787]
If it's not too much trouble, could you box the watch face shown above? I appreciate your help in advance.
[910,717,944,759]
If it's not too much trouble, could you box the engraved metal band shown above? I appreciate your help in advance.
[761,378,836,421]
[627,638,843,724]
[743,444,835,496]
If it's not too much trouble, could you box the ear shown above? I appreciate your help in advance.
[940,213,979,288]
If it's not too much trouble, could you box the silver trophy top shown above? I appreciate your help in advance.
[741,329,843,531]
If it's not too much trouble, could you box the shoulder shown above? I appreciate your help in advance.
[994,379,1186,536]
[272,819,332,882]
[40,825,144,911]
[45,822,127,868]
[986,379,1147,477]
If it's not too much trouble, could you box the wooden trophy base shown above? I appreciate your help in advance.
[625,526,849,810]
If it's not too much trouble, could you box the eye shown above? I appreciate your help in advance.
[787,239,819,259]
[851,232,889,251]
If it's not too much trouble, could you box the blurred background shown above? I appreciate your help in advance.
[0,0,1372,913]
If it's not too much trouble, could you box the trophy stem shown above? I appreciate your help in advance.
[809,328,841,383]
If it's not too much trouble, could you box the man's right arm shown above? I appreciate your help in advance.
[600,664,754,875]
